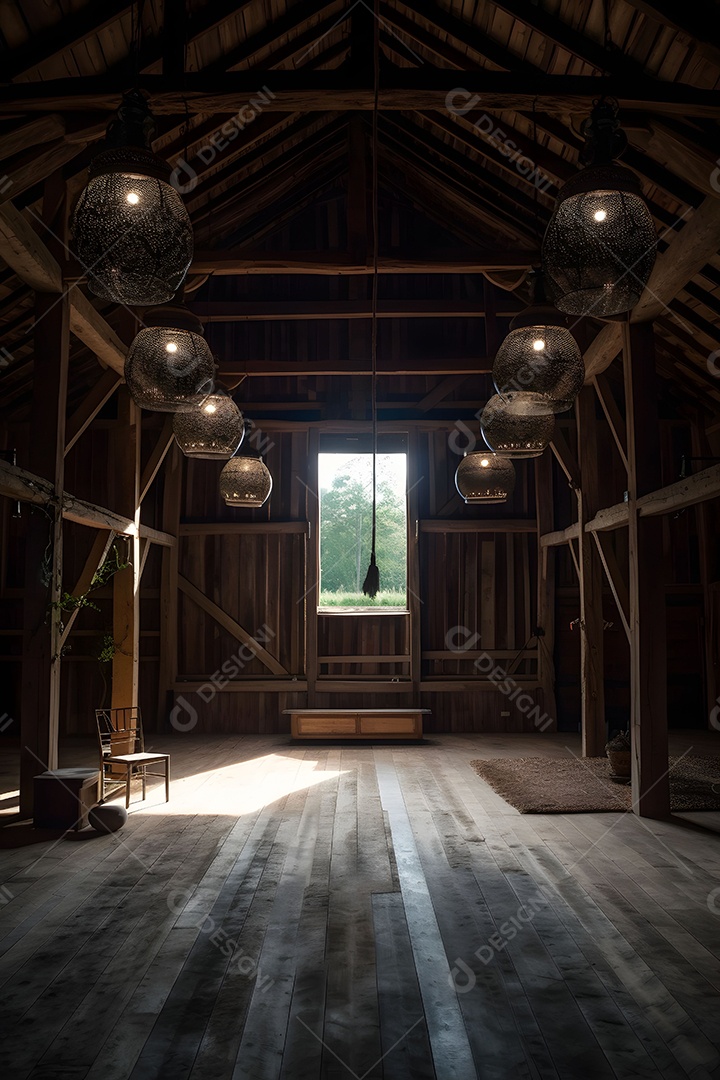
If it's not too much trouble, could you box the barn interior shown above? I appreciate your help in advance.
[1,1,720,1077]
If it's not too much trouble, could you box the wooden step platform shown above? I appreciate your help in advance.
[284,708,430,740]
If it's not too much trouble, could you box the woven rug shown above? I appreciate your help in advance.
[470,755,720,813]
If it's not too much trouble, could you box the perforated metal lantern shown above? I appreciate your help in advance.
[480,393,554,458]
[493,277,584,414]
[455,452,516,503]
[125,305,215,412]
[71,91,193,306]
[173,389,245,459]
[542,103,656,318]
[219,452,272,507]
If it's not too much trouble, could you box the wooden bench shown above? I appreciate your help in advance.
[284,708,429,741]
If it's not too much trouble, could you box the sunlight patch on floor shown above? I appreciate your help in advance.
[125,753,348,816]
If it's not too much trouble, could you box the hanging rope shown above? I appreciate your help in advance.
[362,0,381,599]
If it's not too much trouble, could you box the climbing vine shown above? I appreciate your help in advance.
[49,540,130,622]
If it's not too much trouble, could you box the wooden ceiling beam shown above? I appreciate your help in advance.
[68,291,126,374]
[583,197,720,381]
[106,0,257,79]
[487,0,646,77]
[380,127,538,248]
[0,203,127,373]
[191,132,347,242]
[0,202,62,292]
[202,0,344,77]
[0,115,66,160]
[215,357,493,377]
[380,0,536,74]
[216,160,346,250]
[0,138,91,205]
[189,250,536,275]
[0,457,173,544]
[620,0,720,68]
[191,299,522,321]
[3,73,719,117]
[184,114,329,215]
[5,1,132,81]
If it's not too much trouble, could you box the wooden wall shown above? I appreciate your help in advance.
[1,386,716,742]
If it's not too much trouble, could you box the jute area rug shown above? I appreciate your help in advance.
[470,755,720,813]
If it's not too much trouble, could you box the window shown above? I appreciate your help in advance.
[318,444,407,612]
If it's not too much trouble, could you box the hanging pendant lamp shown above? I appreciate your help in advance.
[481,392,554,458]
[542,100,656,318]
[173,387,245,459]
[455,452,516,503]
[71,90,193,306]
[219,433,273,508]
[125,303,214,412]
[493,271,584,414]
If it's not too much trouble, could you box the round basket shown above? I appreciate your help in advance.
[607,749,631,778]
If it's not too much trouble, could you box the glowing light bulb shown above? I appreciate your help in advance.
[593,209,607,222]
[480,457,490,467]
[165,342,178,353]
[126,192,140,205]
[532,338,545,351]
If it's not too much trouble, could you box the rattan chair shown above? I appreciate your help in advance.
[95,707,170,809]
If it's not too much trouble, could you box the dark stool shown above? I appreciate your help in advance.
[33,769,100,830]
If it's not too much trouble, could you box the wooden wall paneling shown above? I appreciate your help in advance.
[623,321,670,818]
[575,387,606,758]
[506,533,516,650]
[19,285,69,813]
[178,574,288,676]
[110,387,141,710]
[480,540,496,651]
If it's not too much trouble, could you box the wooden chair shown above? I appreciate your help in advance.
[95,707,170,809]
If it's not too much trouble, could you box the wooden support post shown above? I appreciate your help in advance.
[690,413,719,725]
[407,430,422,705]
[306,429,320,707]
[19,289,69,814]
[111,387,141,710]
[576,387,606,757]
[157,444,182,727]
[534,452,557,725]
[623,322,670,818]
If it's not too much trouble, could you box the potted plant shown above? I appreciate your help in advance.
[606,729,631,778]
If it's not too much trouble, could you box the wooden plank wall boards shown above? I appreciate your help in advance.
[575,387,606,758]
[623,322,670,819]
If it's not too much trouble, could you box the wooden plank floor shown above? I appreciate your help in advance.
[1,733,720,1079]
